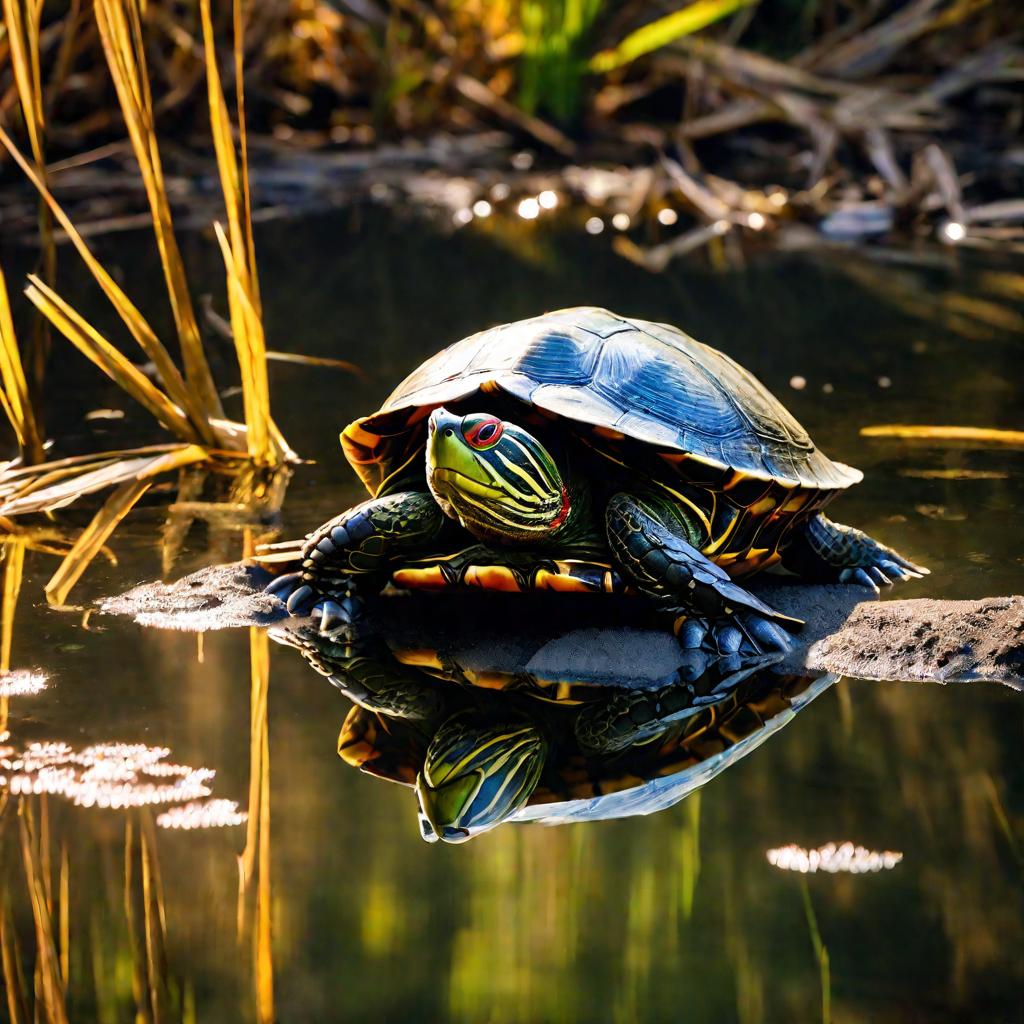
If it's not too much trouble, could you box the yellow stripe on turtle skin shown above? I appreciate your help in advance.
[725,550,781,578]
[534,569,599,593]
[503,434,558,495]
[456,488,551,530]
[702,506,740,558]
[522,679,589,704]
[465,565,523,591]
[391,648,446,670]
[461,670,519,691]
[392,566,451,590]
[495,449,550,499]
[651,478,715,540]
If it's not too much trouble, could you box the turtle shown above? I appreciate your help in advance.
[260,307,926,654]
[269,619,833,842]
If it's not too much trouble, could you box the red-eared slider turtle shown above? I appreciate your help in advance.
[270,621,832,842]
[262,307,925,653]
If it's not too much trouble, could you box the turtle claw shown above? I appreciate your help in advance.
[676,611,796,658]
[265,571,302,599]
[317,594,367,638]
[744,616,794,652]
[716,625,743,654]
[316,600,346,634]
[304,581,369,643]
[867,565,892,587]
[286,584,315,614]
[840,567,880,593]
[879,558,926,581]
[679,620,707,650]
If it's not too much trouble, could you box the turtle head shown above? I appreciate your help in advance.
[415,710,547,844]
[426,407,568,542]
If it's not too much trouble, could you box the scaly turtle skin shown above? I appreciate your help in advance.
[260,308,926,653]
[270,620,825,842]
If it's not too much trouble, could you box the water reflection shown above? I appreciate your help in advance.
[270,618,835,843]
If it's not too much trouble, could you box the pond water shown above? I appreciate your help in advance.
[2,208,1023,1022]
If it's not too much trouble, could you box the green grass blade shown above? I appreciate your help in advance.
[590,0,758,73]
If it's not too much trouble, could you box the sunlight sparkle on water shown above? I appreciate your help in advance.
[1,741,216,808]
[0,670,48,696]
[767,842,903,874]
[942,220,967,243]
[517,197,541,220]
[158,799,248,830]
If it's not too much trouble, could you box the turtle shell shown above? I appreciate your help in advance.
[337,671,836,823]
[342,307,861,495]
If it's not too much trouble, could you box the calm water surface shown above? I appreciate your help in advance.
[3,209,1023,1022]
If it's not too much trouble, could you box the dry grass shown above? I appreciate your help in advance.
[860,425,1024,447]
[0,0,297,603]
[0,265,42,464]
[2,0,55,401]
[18,798,69,1024]
[94,0,224,433]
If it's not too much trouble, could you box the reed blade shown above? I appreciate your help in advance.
[24,275,200,444]
[0,444,207,517]
[44,478,153,606]
[0,264,43,462]
[590,0,758,73]
[18,799,69,1024]
[201,0,284,467]
[0,125,205,433]
[93,0,224,433]
[860,424,1024,447]
[0,891,31,1024]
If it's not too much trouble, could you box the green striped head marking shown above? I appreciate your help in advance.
[415,711,547,843]
[426,407,568,543]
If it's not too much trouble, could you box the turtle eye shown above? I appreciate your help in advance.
[464,417,503,450]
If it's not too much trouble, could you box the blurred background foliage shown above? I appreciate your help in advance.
[0,0,1019,148]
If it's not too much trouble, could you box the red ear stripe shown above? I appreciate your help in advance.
[464,417,503,449]
[551,486,570,529]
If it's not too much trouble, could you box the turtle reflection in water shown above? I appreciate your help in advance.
[260,308,925,656]
[271,621,834,843]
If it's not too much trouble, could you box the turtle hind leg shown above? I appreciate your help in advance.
[782,513,929,594]
[605,493,800,655]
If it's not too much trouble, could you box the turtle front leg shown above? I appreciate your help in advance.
[605,493,801,655]
[264,490,453,632]
[781,513,929,594]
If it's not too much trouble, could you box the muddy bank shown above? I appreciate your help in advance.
[101,564,1024,690]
